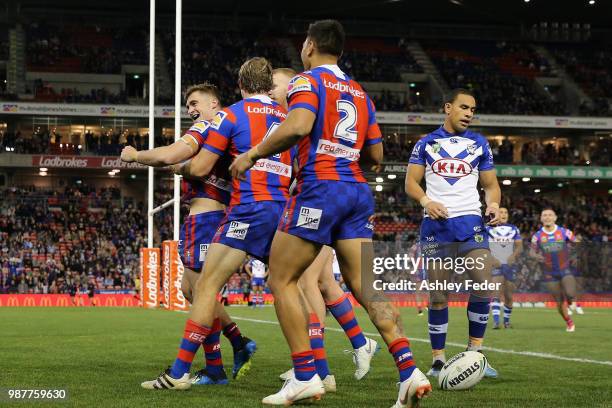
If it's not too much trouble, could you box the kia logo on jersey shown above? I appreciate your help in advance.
[431,158,473,178]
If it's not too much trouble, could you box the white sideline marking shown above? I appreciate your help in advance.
[230,315,612,367]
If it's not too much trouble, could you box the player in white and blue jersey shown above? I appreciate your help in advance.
[406,88,501,379]
[245,257,267,308]
[486,207,522,329]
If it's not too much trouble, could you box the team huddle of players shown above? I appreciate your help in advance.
[119,18,580,407]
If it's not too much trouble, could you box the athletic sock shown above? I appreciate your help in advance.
[467,295,490,351]
[309,313,330,379]
[203,318,224,377]
[326,294,367,349]
[170,319,211,379]
[428,307,448,359]
[389,338,416,381]
[223,322,244,352]
[491,298,501,326]
[503,305,512,325]
[292,350,317,381]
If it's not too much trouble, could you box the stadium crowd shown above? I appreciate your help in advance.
[3,126,609,167]
[0,185,169,295]
[162,30,291,105]
[31,83,128,104]
[1,182,609,295]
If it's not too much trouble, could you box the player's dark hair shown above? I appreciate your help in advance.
[238,57,274,94]
[541,207,556,214]
[444,88,476,105]
[272,67,297,78]
[307,19,345,57]
[184,82,222,106]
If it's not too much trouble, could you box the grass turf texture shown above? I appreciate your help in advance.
[1,307,611,408]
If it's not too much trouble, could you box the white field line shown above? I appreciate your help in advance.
[230,315,612,367]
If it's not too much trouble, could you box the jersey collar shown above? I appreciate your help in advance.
[437,125,467,137]
[542,225,558,234]
[246,94,274,104]
[316,64,347,80]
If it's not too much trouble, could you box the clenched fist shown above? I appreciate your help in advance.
[121,146,138,163]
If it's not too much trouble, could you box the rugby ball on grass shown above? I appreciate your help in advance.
[438,351,487,390]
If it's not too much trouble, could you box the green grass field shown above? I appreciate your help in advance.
[1,306,611,408]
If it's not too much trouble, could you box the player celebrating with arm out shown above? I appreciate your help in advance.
[133,57,294,391]
[271,68,379,385]
[405,88,501,379]
[231,20,432,407]
[120,82,256,386]
[530,208,578,332]
[487,207,522,329]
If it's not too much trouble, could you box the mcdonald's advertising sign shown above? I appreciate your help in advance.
[0,294,139,307]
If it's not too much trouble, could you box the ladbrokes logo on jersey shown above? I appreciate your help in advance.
[246,105,287,118]
[322,79,365,99]
[431,158,473,178]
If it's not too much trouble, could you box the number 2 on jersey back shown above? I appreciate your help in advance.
[333,100,358,143]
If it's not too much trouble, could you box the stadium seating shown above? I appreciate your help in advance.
[26,22,146,74]
[424,40,566,115]
[339,37,423,82]
[162,30,292,105]
[547,44,612,116]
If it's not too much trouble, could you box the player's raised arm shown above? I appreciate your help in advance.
[120,135,198,166]
[479,169,501,225]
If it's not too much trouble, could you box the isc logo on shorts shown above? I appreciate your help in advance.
[199,244,209,262]
[297,206,322,230]
[227,221,249,240]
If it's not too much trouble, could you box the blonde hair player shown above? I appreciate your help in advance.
[135,57,295,392]
[121,82,256,385]
[231,20,432,407]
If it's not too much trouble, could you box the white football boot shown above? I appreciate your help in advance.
[348,337,380,380]
[390,368,432,408]
[278,368,336,392]
[262,375,325,405]
[141,368,191,390]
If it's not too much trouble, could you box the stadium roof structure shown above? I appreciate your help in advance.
[1,0,611,27]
